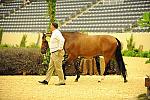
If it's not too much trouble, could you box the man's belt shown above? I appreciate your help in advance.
[51,49,63,53]
[51,50,58,53]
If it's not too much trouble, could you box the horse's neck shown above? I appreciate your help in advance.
[62,32,82,41]
[62,32,74,41]
[42,41,49,48]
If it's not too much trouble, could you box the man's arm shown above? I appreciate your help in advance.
[46,32,52,37]
[58,34,65,50]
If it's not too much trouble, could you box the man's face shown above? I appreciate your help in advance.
[50,23,54,31]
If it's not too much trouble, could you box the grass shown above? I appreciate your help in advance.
[137,93,149,100]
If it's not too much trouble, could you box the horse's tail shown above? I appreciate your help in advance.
[115,38,127,81]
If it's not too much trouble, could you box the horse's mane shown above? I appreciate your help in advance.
[61,32,87,41]
[61,31,83,35]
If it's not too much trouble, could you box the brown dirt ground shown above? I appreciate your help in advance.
[0,57,150,100]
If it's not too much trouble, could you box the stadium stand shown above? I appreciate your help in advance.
[0,0,97,32]
[0,0,49,32]
[0,0,24,19]
[0,0,150,32]
[132,26,150,32]
[60,0,150,32]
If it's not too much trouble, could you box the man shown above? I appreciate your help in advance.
[23,0,30,5]
[39,22,65,86]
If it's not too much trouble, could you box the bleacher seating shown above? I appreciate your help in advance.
[0,0,149,32]
[0,0,96,32]
[0,0,24,19]
[60,0,150,32]
[132,27,150,32]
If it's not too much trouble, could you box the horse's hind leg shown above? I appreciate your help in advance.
[116,56,127,83]
[115,52,127,83]
[66,54,79,82]
[62,54,68,80]
[101,49,116,82]
[74,58,81,82]
[103,55,114,73]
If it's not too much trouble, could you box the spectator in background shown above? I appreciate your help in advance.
[23,0,30,5]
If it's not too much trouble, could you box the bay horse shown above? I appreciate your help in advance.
[41,33,49,54]
[41,33,50,66]
[41,32,127,83]
[61,32,127,83]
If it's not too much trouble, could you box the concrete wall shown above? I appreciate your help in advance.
[1,32,43,47]
[1,32,150,51]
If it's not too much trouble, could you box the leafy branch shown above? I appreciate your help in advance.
[46,0,56,32]
[137,12,150,31]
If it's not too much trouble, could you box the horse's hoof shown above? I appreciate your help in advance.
[74,80,78,82]
[98,80,101,83]
[124,80,128,83]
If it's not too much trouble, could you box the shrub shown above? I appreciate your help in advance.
[122,50,150,58]
[0,47,76,75]
[145,58,150,64]
[122,50,136,57]
[141,51,150,58]
[0,44,11,48]
[0,48,47,75]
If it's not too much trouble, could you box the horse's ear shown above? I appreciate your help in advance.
[42,33,45,37]
[46,32,52,34]
[42,33,46,39]
[42,32,49,36]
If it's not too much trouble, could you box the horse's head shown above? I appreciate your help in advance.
[42,33,47,42]
[41,33,49,54]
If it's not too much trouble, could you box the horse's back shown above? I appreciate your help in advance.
[78,35,117,48]
[62,32,118,57]
[76,35,117,56]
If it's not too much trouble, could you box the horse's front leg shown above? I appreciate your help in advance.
[62,54,68,80]
[74,58,81,82]
[64,54,78,81]
[98,55,111,82]
[62,62,66,80]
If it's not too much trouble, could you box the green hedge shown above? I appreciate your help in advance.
[122,49,150,58]
[0,48,48,75]
[0,47,77,75]
[145,58,150,64]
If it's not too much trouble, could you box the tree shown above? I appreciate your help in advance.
[125,12,150,32]
[0,28,3,44]
[46,0,56,32]
[138,12,150,31]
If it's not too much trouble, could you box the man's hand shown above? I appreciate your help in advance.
[58,49,63,52]
[46,33,52,37]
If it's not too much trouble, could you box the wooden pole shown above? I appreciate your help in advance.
[100,56,105,75]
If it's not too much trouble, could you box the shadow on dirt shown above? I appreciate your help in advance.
[137,93,149,100]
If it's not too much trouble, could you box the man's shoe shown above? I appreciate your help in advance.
[38,80,48,85]
[55,83,65,86]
